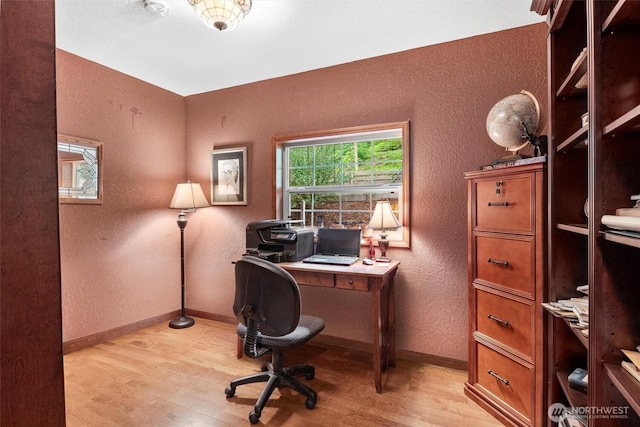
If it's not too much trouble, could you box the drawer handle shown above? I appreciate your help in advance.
[487,314,511,327]
[349,279,353,285]
[488,201,511,207]
[487,258,511,268]
[487,370,510,386]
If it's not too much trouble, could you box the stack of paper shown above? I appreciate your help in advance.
[542,295,589,336]
[621,348,640,383]
[603,194,640,236]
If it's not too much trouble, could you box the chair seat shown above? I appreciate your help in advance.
[237,315,325,350]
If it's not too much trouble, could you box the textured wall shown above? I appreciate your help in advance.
[56,51,186,342]
[184,23,548,361]
[56,24,547,362]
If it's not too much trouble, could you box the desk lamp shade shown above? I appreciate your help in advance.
[368,201,400,262]
[168,181,209,329]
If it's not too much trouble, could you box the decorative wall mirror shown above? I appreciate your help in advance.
[58,134,103,204]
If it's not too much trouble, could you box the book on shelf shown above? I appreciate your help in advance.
[621,348,640,383]
[480,155,546,170]
[559,411,587,427]
[568,367,588,392]
[621,361,640,383]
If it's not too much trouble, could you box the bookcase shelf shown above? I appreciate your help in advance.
[557,369,588,409]
[604,363,640,417]
[557,125,588,152]
[601,231,640,249]
[603,104,640,137]
[557,223,588,235]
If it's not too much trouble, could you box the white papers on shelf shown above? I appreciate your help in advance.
[576,284,588,295]
[602,215,640,232]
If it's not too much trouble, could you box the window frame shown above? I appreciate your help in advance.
[273,121,410,248]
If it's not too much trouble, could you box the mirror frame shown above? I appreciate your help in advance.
[58,134,103,204]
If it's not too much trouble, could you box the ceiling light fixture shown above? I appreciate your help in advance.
[188,0,252,31]
[143,0,170,16]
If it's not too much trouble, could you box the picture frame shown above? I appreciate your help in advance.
[211,146,247,205]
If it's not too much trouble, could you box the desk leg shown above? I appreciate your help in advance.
[372,285,383,394]
[388,277,396,368]
[236,335,242,359]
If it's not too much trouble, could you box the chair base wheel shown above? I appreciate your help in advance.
[224,386,235,398]
[249,410,260,424]
[305,398,316,409]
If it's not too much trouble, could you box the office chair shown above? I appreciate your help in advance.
[225,256,325,424]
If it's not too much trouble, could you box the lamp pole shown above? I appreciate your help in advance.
[169,212,195,329]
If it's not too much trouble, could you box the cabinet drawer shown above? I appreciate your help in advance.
[476,342,533,422]
[289,270,334,288]
[336,274,369,291]
[475,234,535,296]
[475,175,534,233]
[476,288,533,359]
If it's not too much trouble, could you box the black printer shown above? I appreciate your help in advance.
[244,220,315,263]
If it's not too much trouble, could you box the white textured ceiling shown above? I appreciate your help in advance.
[55,0,544,97]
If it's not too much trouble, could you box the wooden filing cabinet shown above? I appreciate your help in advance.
[464,163,546,427]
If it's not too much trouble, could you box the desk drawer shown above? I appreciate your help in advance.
[336,274,369,291]
[288,270,334,288]
[475,342,533,422]
[476,288,533,359]
[475,234,535,296]
[475,175,534,233]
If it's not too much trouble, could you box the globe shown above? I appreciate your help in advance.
[486,90,540,153]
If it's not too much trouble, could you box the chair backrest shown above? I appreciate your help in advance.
[233,256,301,337]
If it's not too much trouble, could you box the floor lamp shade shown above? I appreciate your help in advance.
[368,201,400,262]
[169,181,210,210]
[168,181,209,329]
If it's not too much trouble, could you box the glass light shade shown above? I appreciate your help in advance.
[169,182,210,210]
[188,0,252,31]
[368,201,400,231]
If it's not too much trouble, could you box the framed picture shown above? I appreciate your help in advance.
[211,147,247,205]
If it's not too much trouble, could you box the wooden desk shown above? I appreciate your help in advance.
[252,260,399,393]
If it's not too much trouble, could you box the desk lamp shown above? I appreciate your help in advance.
[168,181,210,329]
[368,201,400,262]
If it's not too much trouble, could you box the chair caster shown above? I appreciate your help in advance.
[305,371,315,380]
[249,410,260,424]
[305,397,316,410]
[224,386,235,398]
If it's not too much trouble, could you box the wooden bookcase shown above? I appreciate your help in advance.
[532,0,640,425]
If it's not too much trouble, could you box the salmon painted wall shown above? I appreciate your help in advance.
[56,51,186,342]
[184,24,547,361]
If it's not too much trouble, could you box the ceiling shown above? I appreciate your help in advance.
[55,0,544,97]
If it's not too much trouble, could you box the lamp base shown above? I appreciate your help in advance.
[376,256,391,263]
[169,316,195,329]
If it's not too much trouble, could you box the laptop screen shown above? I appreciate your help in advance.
[315,228,361,257]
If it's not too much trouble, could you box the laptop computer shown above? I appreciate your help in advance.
[303,228,361,266]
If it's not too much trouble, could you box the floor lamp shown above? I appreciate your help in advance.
[168,181,210,329]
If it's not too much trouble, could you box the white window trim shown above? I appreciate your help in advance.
[272,122,410,248]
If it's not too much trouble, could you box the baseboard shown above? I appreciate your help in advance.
[62,311,180,354]
[63,310,469,372]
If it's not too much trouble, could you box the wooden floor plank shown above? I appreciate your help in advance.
[64,318,501,426]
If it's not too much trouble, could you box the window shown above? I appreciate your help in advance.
[273,122,410,248]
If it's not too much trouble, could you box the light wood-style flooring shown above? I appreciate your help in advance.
[64,318,501,426]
